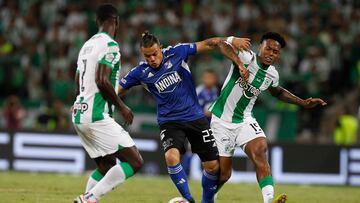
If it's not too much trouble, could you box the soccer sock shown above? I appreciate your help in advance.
[88,162,134,200]
[167,163,193,201]
[85,169,103,192]
[259,176,274,203]
[201,170,218,203]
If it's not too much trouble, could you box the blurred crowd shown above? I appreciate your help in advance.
[0,0,359,144]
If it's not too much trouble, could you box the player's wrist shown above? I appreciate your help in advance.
[226,36,234,44]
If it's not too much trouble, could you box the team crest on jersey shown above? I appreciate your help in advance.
[155,71,182,93]
[164,60,173,69]
[236,77,261,99]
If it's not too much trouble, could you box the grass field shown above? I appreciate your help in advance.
[0,171,358,203]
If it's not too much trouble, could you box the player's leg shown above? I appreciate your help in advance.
[160,122,195,202]
[244,137,274,203]
[74,124,102,193]
[85,146,143,202]
[187,117,219,203]
[210,116,236,194]
[216,156,232,192]
[85,168,103,192]
[74,118,142,203]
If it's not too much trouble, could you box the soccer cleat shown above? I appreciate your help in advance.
[272,193,287,203]
[73,194,97,203]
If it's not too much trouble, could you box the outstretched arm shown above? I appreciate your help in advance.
[268,86,327,108]
[96,64,133,124]
[196,37,250,80]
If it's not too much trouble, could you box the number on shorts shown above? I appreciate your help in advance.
[250,123,263,134]
[201,129,215,143]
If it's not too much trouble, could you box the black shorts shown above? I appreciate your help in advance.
[159,117,218,162]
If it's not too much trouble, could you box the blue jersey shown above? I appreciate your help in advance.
[119,43,204,124]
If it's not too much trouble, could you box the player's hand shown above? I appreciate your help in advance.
[119,105,134,125]
[239,65,249,81]
[232,37,251,51]
[302,97,327,108]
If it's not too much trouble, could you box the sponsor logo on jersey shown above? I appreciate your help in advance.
[236,77,261,99]
[73,102,89,114]
[154,71,182,93]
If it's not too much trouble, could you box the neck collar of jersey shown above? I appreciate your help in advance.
[97,31,114,40]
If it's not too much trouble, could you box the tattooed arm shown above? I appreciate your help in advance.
[268,86,327,108]
[196,37,250,80]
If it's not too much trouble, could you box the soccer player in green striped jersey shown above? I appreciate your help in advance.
[210,32,327,203]
[72,4,143,203]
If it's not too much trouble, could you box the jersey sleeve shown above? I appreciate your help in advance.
[238,50,254,65]
[174,43,197,59]
[97,41,121,69]
[119,67,141,89]
[271,69,280,87]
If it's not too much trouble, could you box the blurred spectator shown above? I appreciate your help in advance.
[3,95,26,130]
[333,106,358,145]
[196,69,220,121]
[35,100,70,131]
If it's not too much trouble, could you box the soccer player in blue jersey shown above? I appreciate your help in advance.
[118,31,250,203]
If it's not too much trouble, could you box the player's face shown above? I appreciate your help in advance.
[258,39,281,66]
[141,43,163,68]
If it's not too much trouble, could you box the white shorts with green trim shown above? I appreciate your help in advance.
[210,115,266,157]
[74,117,135,158]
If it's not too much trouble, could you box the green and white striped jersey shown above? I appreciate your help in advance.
[72,32,121,124]
[209,50,279,123]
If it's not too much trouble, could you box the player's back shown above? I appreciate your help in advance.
[72,32,121,124]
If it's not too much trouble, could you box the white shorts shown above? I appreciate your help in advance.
[210,115,266,157]
[74,118,135,158]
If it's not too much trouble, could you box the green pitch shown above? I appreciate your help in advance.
[0,171,358,203]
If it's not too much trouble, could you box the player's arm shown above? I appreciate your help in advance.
[268,86,327,108]
[75,71,80,96]
[96,64,133,124]
[196,37,250,80]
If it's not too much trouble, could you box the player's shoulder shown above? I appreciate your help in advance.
[128,62,150,77]
[163,43,194,56]
[267,65,279,80]
[89,32,118,47]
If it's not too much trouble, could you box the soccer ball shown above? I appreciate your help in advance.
[168,197,189,203]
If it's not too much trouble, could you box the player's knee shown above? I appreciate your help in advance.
[130,156,144,173]
[203,160,219,174]
[164,149,181,166]
[250,143,268,161]
[219,169,231,183]
[98,163,112,175]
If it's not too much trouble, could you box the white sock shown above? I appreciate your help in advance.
[85,169,104,192]
[85,176,99,192]
[261,185,274,203]
[89,164,126,200]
